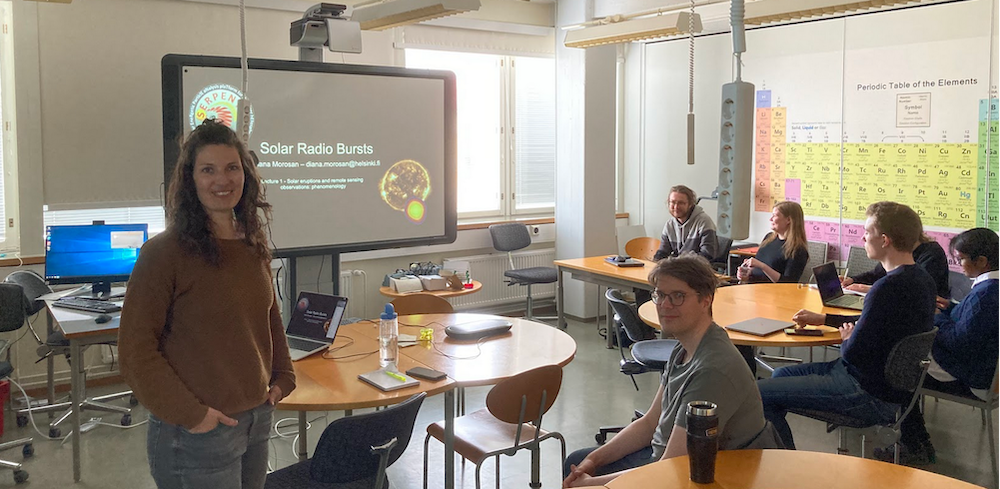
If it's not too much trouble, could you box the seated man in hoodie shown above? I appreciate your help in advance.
[653,185,718,262]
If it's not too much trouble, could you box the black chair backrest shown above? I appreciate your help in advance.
[884,328,938,393]
[488,223,531,253]
[713,236,733,264]
[605,289,657,343]
[0,284,28,334]
[309,392,426,483]
[948,271,973,302]
[4,270,52,316]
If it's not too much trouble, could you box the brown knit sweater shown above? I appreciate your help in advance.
[118,230,295,429]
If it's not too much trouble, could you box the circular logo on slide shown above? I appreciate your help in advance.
[188,84,255,135]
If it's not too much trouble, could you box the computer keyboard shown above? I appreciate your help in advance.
[287,337,327,351]
[52,297,122,314]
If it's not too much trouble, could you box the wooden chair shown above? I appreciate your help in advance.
[422,365,566,489]
[390,294,454,315]
[625,237,660,261]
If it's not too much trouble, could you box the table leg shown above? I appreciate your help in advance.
[46,315,55,420]
[297,411,308,461]
[70,340,82,482]
[444,388,455,489]
[556,267,565,330]
[605,287,615,349]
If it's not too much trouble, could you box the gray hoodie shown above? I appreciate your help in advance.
[653,205,718,261]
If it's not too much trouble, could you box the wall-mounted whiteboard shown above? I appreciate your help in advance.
[640,0,998,267]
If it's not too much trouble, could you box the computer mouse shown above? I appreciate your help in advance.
[94,314,114,324]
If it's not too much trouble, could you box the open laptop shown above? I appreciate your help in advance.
[813,262,865,311]
[285,292,348,361]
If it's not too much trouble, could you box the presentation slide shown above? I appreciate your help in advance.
[163,56,456,256]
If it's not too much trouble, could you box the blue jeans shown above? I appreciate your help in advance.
[147,403,274,489]
[563,445,655,479]
[756,359,898,449]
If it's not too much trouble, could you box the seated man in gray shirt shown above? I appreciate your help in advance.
[563,255,766,488]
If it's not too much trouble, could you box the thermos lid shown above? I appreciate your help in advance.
[687,400,718,416]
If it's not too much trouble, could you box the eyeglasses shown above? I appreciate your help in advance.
[651,290,688,307]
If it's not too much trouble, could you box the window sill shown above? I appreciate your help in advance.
[0,255,44,268]
[457,212,629,231]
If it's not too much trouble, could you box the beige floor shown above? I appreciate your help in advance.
[0,316,995,488]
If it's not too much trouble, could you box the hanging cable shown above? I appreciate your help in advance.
[686,0,696,165]
[238,0,251,144]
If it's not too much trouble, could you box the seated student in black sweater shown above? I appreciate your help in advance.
[737,201,809,284]
[841,232,951,299]
[758,202,937,449]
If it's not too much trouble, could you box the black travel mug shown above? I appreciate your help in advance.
[686,400,719,484]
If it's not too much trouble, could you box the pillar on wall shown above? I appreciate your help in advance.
[555,0,618,320]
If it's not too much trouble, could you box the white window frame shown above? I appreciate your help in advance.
[405,49,555,221]
[0,3,18,253]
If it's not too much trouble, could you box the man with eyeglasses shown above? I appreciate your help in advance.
[563,255,766,488]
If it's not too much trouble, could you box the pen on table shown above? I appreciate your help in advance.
[384,370,407,382]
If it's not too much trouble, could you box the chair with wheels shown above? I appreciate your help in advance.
[789,328,937,463]
[711,236,734,275]
[846,245,879,278]
[3,271,135,438]
[423,364,566,489]
[266,392,426,489]
[919,367,998,482]
[624,237,660,262]
[488,223,558,321]
[604,289,678,389]
[390,294,454,316]
[0,284,37,484]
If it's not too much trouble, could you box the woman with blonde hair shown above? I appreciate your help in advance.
[738,201,809,283]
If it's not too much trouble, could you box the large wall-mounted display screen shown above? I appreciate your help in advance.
[162,55,457,257]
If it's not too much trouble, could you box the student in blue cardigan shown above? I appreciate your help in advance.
[892,228,999,465]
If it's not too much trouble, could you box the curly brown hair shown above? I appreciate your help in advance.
[166,119,272,265]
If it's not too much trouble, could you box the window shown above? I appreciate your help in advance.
[0,3,16,251]
[44,206,166,235]
[406,49,555,219]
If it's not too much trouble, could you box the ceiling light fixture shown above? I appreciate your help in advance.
[564,11,702,49]
[351,0,482,31]
[744,0,920,25]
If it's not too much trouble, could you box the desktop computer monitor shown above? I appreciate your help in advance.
[45,223,149,297]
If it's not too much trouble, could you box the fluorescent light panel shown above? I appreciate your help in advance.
[352,0,482,31]
[744,0,921,25]
[564,11,701,49]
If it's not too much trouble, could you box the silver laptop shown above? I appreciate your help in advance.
[725,317,794,337]
[285,292,348,361]
[813,262,865,311]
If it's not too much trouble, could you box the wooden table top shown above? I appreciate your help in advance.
[378,280,482,298]
[344,313,578,387]
[279,332,456,411]
[730,246,759,257]
[638,283,858,347]
[605,449,982,489]
[555,256,729,287]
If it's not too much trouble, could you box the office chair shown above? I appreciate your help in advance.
[604,289,678,390]
[711,236,734,275]
[919,367,998,482]
[423,364,566,489]
[390,294,454,316]
[488,223,558,321]
[798,241,828,284]
[0,284,37,484]
[3,271,135,438]
[266,392,426,489]
[846,246,879,278]
[624,237,660,262]
[789,328,937,464]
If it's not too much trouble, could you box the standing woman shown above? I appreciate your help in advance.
[119,120,295,489]
[737,201,810,283]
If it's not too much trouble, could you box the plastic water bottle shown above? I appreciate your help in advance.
[379,303,398,370]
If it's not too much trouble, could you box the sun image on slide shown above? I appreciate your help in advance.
[379,159,431,224]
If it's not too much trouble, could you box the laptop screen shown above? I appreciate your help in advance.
[812,262,843,301]
[286,292,348,341]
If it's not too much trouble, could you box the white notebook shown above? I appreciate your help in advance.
[358,369,420,391]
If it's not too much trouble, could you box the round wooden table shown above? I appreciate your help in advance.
[280,313,576,489]
[638,283,858,347]
[605,449,982,489]
[378,280,482,298]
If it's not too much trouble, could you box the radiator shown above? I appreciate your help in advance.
[447,249,556,310]
[339,270,369,318]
